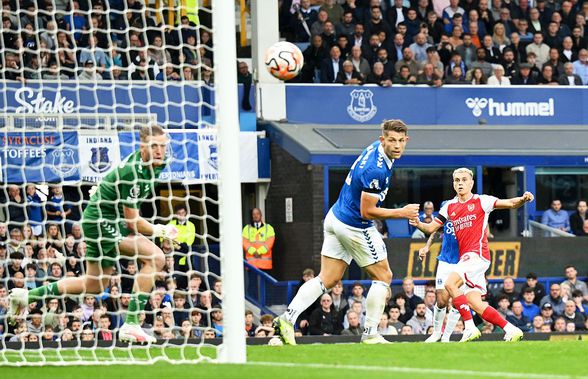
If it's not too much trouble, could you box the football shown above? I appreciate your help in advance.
[264,41,304,81]
[268,336,284,346]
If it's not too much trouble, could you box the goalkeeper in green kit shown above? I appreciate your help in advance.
[8,125,178,343]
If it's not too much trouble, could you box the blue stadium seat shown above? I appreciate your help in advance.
[385,219,412,238]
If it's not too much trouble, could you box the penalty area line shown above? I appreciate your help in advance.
[247,361,588,379]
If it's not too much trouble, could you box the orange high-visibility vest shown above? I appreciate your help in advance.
[242,223,275,270]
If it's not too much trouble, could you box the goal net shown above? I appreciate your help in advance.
[0,0,245,366]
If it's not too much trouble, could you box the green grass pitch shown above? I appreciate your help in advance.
[2,340,586,379]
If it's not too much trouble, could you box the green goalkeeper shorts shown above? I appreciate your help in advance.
[82,219,131,268]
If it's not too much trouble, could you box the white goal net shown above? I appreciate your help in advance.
[0,0,245,366]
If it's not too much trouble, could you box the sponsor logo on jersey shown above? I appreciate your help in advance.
[465,97,555,117]
[468,203,475,212]
[347,89,377,122]
[89,147,112,173]
[49,148,78,177]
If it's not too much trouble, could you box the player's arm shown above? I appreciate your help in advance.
[123,206,177,239]
[360,192,420,221]
[494,191,534,209]
[410,216,444,235]
[418,230,439,261]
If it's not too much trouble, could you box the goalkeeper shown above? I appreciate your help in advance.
[8,125,178,343]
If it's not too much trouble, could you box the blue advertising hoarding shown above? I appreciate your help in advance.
[285,85,586,125]
[0,131,80,183]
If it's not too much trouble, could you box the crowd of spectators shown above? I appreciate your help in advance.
[542,199,588,236]
[265,267,588,338]
[0,0,213,82]
[279,0,588,85]
[0,184,221,343]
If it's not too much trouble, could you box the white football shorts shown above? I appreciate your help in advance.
[435,260,457,290]
[321,210,387,268]
[453,252,490,295]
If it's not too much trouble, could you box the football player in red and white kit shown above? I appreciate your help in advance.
[411,168,534,342]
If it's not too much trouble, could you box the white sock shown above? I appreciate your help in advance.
[433,305,446,334]
[442,307,461,340]
[363,280,389,336]
[464,318,476,330]
[503,322,517,333]
[283,277,326,324]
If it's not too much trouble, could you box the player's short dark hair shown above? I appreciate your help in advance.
[381,119,408,135]
[564,265,576,270]
[140,124,165,142]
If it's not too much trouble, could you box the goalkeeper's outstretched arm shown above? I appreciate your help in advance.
[123,206,177,239]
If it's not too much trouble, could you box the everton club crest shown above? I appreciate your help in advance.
[347,89,377,123]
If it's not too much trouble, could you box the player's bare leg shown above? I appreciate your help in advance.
[275,256,347,345]
[445,272,482,342]
[361,259,393,344]
[8,261,112,324]
[465,291,523,342]
[117,234,166,343]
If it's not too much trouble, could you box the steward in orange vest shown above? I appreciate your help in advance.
[242,208,275,270]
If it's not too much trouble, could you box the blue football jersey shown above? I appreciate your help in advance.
[332,141,394,229]
[437,201,459,264]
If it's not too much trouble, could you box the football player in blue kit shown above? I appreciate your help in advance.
[418,200,462,343]
[274,120,420,345]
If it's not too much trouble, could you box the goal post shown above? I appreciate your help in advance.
[213,0,247,364]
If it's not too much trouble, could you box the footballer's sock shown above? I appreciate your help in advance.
[363,281,390,336]
[442,307,461,339]
[433,304,447,334]
[283,277,326,324]
[481,306,508,329]
[28,282,60,304]
[452,294,476,329]
[125,293,150,325]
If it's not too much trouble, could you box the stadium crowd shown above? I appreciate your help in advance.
[0,0,213,82]
[272,268,588,338]
[0,184,223,343]
[279,0,588,85]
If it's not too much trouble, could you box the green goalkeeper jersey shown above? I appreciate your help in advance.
[83,150,166,222]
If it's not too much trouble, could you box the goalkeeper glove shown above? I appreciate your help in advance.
[153,224,179,240]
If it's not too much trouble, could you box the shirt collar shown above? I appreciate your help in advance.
[377,144,394,169]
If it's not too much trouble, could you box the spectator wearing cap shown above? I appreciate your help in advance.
[562,300,586,330]
[559,62,584,85]
[521,288,541,321]
[541,283,566,316]
[520,273,546,306]
[512,63,538,84]
[336,60,364,84]
[506,301,531,332]
[540,302,555,326]
[561,265,588,298]
[570,200,587,236]
[541,199,570,233]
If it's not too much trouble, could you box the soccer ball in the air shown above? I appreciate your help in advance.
[264,41,304,81]
[268,336,284,346]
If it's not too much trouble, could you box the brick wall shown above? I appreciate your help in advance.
[265,143,324,280]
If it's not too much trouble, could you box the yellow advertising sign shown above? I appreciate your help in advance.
[407,242,521,279]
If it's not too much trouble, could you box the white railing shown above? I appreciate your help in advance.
[528,220,576,237]
[0,113,157,130]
